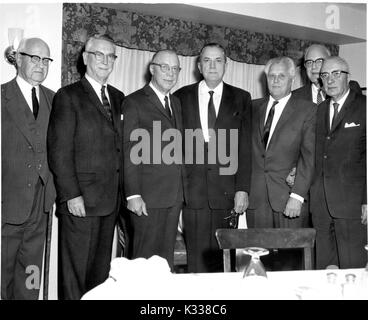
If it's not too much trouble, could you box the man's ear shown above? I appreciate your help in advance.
[82,52,88,66]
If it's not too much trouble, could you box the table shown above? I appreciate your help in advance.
[81,257,368,300]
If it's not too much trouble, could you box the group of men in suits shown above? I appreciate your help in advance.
[1,35,366,300]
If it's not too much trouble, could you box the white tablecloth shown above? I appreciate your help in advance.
[82,257,368,300]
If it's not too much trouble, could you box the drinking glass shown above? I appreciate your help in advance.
[242,247,269,278]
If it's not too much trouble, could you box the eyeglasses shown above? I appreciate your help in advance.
[304,58,324,68]
[85,50,117,63]
[151,62,181,74]
[320,70,349,80]
[19,52,53,66]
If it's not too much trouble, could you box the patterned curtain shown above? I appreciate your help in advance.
[62,3,338,86]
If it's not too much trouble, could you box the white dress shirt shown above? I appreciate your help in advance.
[329,89,350,128]
[85,73,110,104]
[16,76,38,112]
[149,82,172,113]
[311,83,326,104]
[265,93,304,203]
[198,80,223,142]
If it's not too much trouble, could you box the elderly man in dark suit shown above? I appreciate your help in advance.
[48,34,125,299]
[1,37,56,300]
[122,50,184,270]
[310,56,367,269]
[174,43,252,273]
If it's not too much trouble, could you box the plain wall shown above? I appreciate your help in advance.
[339,42,367,88]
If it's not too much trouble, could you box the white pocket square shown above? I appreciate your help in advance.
[344,122,360,128]
[120,114,124,120]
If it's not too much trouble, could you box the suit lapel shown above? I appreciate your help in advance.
[81,77,114,126]
[3,79,35,148]
[215,83,237,128]
[267,95,296,148]
[143,85,173,122]
[258,97,269,139]
[330,91,356,133]
[39,85,52,112]
[170,94,182,131]
[107,85,122,134]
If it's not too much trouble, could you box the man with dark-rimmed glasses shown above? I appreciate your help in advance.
[310,56,367,269]
[48,34,125,299]
[1,37,56,299]
[122,50,184,270]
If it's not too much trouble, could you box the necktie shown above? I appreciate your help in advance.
[316,88,323,105]
[208,90,216,130]
[101,85,112,121]
[263,100,278,148]
[164,96,172,118]
[32,87,39,119]
[331,102,339,129]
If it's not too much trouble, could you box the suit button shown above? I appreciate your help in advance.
[261,154,265,158]
[28,145,32,150]
[116,169,120,173]
[27,183,31,188]
[27,164,32,168]
[323,155,327,159]
[117,148,120,152]
[326,136,330,140]
[264,170,268,173]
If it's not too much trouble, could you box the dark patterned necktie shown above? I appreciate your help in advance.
[101,85,112,121]
[32,87,39,119]
[263,100,278,148]
[164,95,172,118]
[317,88,323,105]
[208,90,216,130]
[331,102,339,129]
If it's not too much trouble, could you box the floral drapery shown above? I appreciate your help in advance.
[62,3,338,86]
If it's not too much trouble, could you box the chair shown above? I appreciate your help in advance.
[215,228,316,272]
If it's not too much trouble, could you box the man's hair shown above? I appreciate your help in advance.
[151,49,178,63]
[85,34,115,51]
[304,44,331,59]
[264,56,296,77]
[199,42,227,62]
[322,56,350,73]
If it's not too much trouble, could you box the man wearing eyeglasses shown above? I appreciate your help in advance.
[47,34,125,299]
[310,56,367,269]
[122,50,183,271]
[1,38,56,299]
[174,43,252,273]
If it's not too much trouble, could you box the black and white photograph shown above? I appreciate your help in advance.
[0,0,367,304]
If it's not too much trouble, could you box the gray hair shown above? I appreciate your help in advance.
[264,56,296,77]
[322,56,350,73]
[304,44,331,59]
[85,34,115,51]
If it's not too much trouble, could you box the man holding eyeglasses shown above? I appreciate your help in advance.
[310,56,367,269]
[174,43,252,273]
[1,37,56,299]
[48,34,125,299]
[122,50,183,270]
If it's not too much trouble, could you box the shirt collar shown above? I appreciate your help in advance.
[199,80,223,96]
[16,75,38,94]
[331,89,350,107]
[149,82,170,102]
[85,73,107,93]
[269,92,291,105]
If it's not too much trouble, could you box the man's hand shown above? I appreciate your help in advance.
[286,167,296,187]
[67,196,86,217]
[127,197,148,216]
[234,191,249,213]
[361,204,367,225]
[283,197,302,218]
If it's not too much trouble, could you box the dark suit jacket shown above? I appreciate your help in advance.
[292,84,313,102]
[2,78,56,224]
[47,77,125,216]
[122,85,183,209]
[310,90,366,219]
[174,82,252,210]
[249,94,316,212]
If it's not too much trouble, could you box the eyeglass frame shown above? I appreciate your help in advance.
[85,50,117,63]
[320,70,349,80]
[304,58,325,68]
[150,62,181,74]
[19,52,53,66]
